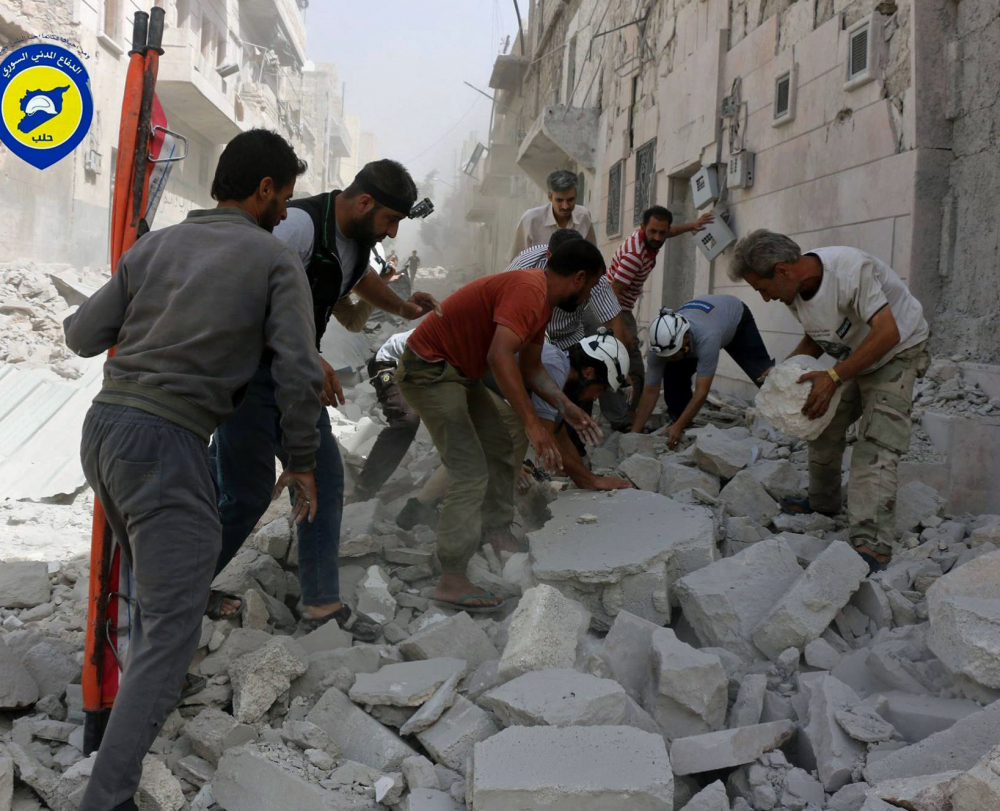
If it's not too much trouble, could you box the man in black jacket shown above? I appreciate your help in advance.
[211,160,440,641]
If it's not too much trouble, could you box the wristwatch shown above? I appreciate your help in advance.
[827,368,843,387]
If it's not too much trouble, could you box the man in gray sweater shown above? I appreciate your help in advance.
[63,129,323,811]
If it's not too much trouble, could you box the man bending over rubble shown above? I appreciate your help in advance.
[631,294,774,448]
[396,239,606,611]
[63,129,323,811]
[731,229,930,572]
[211,160,442,643]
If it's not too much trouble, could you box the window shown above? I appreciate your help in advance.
[216,33,227,66]
[566,35,577,103]
[606,161,623,237]
[844,14,883,90]
[102,0,122,41]
[201,19,214,61]
[176,0,191,29]
[633,138,656,227]
[772,66,796,126]
[848,25,869,79]
[628,75,639,149]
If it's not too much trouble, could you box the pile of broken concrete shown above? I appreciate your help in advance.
[4,391,1000,810]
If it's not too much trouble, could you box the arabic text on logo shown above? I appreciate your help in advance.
[0,42,93,170]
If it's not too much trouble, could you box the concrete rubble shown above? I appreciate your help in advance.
[5,346,1000,811]
[755,357,845,441]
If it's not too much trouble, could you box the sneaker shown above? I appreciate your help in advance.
[396,497,436,530]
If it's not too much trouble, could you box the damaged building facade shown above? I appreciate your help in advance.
[0,0,353,267]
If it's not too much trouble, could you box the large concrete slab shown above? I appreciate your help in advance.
[675,538,803,659]
[472,726,673,810]
[399,612,499,669]
[669,721,795,775]
[480,669,630,728]
[349,659,467,707]
[528,489,716,626]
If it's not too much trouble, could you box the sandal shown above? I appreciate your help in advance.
[205,590,243,620]
[299,605,382,643]
[431,591,507,615]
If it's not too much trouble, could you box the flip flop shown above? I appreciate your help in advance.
[299,605,382,643]
[431,591,507,614]
[205,590,243,621]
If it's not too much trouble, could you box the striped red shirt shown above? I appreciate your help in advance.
[606,227,661,310]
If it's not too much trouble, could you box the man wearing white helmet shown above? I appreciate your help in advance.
[632,294,774,448]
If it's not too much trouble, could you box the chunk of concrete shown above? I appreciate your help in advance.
[728,674,766,729]
[212,548,287,602]
[0,757,13,811]
[619,432,669,458]
[355,565,397,625]
[0,637,39,709]
[306,687,416,772]
[601,610,661,703]
[252,517,291,560]
[869,770,962,810]
[399,612,499,669]
[497,585,589,680]
[416,695,500,772]
[401,788,464,810]
[851,581,893,630]
[866,690,980,744]
[895,481,945,535]
[755,357,844,441]
[669,721,795,775]
[137,756,186,811]
[863,700,1000,784]
[297,618,353,656]
[798,675,867,791]
[805,638,842,670]
[952,745,1000,810]
[291,646,383,701]
[472,726,673,810]
[0,560,51,608]
[528,489,715,626]
[659,460,720,499]
[747,459,805,501]
[675,539,803,660]
[340,499,381,557]
[620,454,662,491]
[927,549,1000,688]
[402,755,440,791]
[184,708,256,765]
[835,709,896,743]
[692,425,762,479]
[772,532,828,567]
[349,658,466,707]
[645,629,727,738]
[752,541,868,660]
[399,673,461,736]
[480,669,630,728]
[679,780,730,811]
[229,637,308,723]
[20,639,79,698]
[719,471,779,526]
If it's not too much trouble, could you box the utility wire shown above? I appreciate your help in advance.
[403,97,483,164]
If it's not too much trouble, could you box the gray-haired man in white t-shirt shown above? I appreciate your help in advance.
[730,230,930,572]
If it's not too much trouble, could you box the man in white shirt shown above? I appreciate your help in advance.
[509,169,597,260]
[731,230,931,571]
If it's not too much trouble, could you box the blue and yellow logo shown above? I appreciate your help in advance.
[0,43,93,170]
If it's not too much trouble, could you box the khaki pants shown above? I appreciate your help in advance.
[808,340,930,556]
[396,349,516,573]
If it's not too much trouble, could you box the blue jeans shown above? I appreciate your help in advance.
[212,362,343,605]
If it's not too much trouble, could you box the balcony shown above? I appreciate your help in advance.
[157,27,241,142]
[479,144,520,197]
[465,187,496,223]
[328,119,350,159]
[240,0,307,66]
[517,105,599,189]
[489,53,528,91]
[238,81,280,129]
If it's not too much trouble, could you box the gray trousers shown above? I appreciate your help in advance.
[79,403,220,811]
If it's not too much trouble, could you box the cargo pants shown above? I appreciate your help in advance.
[807,341,931,556]
[395,349,517,573]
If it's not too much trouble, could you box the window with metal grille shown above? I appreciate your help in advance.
[849,25,869,80]
[774,73,791,119]
[633,139,656,226]
[606,161,622,237]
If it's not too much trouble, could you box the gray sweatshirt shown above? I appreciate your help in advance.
[64,208,324,471]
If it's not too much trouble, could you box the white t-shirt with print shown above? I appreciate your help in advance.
[788,247,929,372]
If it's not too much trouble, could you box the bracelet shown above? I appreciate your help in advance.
[827,368,843,387]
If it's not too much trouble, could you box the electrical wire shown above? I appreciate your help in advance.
[403,97,484,164]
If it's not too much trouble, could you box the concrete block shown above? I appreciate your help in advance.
[416,695,500,772]
[827,783,870,811]
[927,549,1000,688]
[865,690,980,743]
[340,499,381,557]
[602,610,662,702]
[472,726,673,810]
[869,771,962,810]
[835,708,896,743]
[675,538,803,660]
[619,432,669,458]
[952,745,1000,810]
[307,687,416,771]
[728,674,766,728]
[805,638,842,670]
[252,517,291,560]
[280,720,337,755]
[528,489,716,626]
[497,585,589,680]
[620,454,662,491]
[851,580,893,630]
[355,565,397,625]
[645,629,728,739]
[0,637,39,709]
[0,560,50,608]
[678,780,729,811]
[756,356,844,441]
[669,721,795,776]
[719,471,779,526]
[480,669,630,728]
[747,459,805,501]
[349,658,466,707]
[297,620,353,656]
[784,768,825,807]
[399,673,461,736]
[137,756,186,811]
[229,637,308,723]
[21,639,79,698]
[659,460,721,499]
[863,700,1000,784]
[399,612,499,669]
[799,675,867,791]
[692,425,767,479]
[212,548,287,602]
[184,708,256,766]
[402,755,440,790]
[772,532,829,567]
[291,646,383,701]
[752,541,868,660]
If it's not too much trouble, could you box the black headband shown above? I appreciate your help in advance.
[355,168,415,216]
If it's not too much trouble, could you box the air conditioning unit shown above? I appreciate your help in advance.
[84,149,102,174]
[217,61,240,79]
[727,150,755,189]
[844,13,886,91]
[694,214,737,262]
[772,66,797,126]
[690,165,720,210]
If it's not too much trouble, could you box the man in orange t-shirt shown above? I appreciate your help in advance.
[397,239,607,611]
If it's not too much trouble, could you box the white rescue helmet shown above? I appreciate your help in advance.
[579,328,630,391]
[649,308,691,357]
